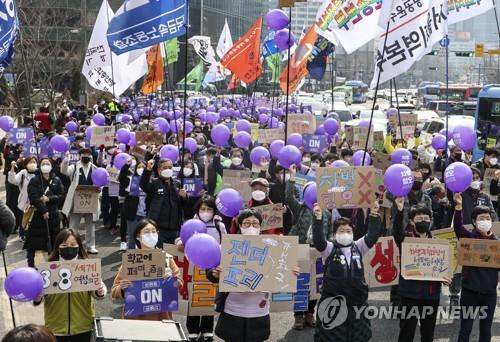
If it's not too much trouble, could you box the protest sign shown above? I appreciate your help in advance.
[316,166,376,210]
[251,203,284,231]
[483,168,498,201]
[372,153,392,171]
[8,128,34,145]
[220,235,299,292]
[363,237,400,287]
[433,228,460,274]
[68,149,80,165]
[401,237,452,281]
[135,131,164,146]
[182,178,204,197]
[295,174,315,201]
[90,126,115,147]
[303,134,327,153]
[310,248,324,300]
[222,169,252,202]
[351,127,372,151]
[73,186,100,214]
[250,123,259,142]
[257,128,285,144]
[38,259,102,294]
[130,146,147,161]
[135,96,148,107]
[457,238,500,269]
[24,139,50,158]
[388,114,417,141]
[124,277,179,317]
[373,131,385,152]
[344,126,353,146]
[287,114,316,135]
[121,250,166,281]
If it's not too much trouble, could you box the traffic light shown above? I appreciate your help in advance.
[455,51,474,57]
[427,50,439,56]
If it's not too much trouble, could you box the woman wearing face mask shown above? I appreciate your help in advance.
[453,194,498,342]
[207,209,300,342]
[25,158,64,267]
[33,229,107,342]
[111,219,183,321]
[312,199,382,342]
[227,148,250,171]
[459,167,497,225]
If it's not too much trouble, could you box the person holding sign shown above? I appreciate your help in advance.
[453,193,498,342]
[392,199,451,342]
[311,199,382,342]
[111,219,183,321]
[34,229,107,342]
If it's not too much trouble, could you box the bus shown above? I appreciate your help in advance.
[439,84,483,102]
[473,84,500,162]
[416,82,440,109]
[345,80,368,103]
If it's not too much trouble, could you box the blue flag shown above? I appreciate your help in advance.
[107,0,187,55]
[0,3,18,72]
[307,37,334,81]
[262,32,279,58]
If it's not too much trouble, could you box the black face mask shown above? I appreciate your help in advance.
[412,181,423,191]
[454,153,462,161]
[59,247,79,260]
[415,221,431,234]
[81,156,91,164]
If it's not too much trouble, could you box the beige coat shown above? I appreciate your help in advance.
[61,158,99,217]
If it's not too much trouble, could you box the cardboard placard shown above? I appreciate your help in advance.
[287,114,316,134]
[457,238,500,269]
[388,113,417,141]
[250,123,260,142]
[121,250,166,281]
[351,127,372,151]
[363,237,400,288]
[130,146,147,161]
[90,126,115,147]
[38,259,102,294]
[251,203,284,231]
[294,174,315,201]
[310,248,324,300]
[221,169,252,202]
[219,235,299,293]
[344,126,354,146]
[483,168,498,201]
[372,152,392,171]
[401,237,452,281]
[73,186,100,214]
[257,128,285,144]
[432,228,460,274]
[182,178,205,197]
[373,131,385,152]
[135,131,163,146]
[316,166,376,210]
[124,277,179,317]
[303,134,328,153]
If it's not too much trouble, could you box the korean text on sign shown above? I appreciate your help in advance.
[122,250,166,281]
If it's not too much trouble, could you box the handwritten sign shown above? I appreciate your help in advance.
[251,203,284,231]
[122,250,166,281]
[8,128,34,145]
[38,259,102,294]
[483,168,498,201]
[388,113,417,141]
[352,127,372,151]
[73,186,100,214]
[287,114,316,134]
[433,228,460,274]
[124,277,179,317]
[363,237,400,287]
[222,169,252,202]
[373,131,385,151]
[90,126,115,147]
[457,238,500,269]
[220,235,299,292]
[372,152,392,171]
[401,237,452,281]
[135,131,163,146]
[316,166,376,210]
[257,128,285,144]
[182,178,205,197]
[303,134,327,153]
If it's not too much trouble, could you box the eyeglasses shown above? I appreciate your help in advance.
[241,221,261,228]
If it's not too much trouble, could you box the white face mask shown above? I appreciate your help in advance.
[252,190,266,202]
[199,212,214,222]
[231,157,242,166]
[41,164,52,174]
[141,233,158,248]
[160,169,173,179]
[241,227,260,236]
[311,162,320,170]
[183,168,193,177]
[489,158,498,166]
[470,181,481,190]
[136,168,144,176]
[131,161,137,168]
[336,233,354,246]
[477,220,492,233]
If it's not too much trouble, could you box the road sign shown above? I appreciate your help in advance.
[488,49,500,56]
[475,43,484,58]
[440,37,449,48]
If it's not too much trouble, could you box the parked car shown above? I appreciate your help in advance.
[412,110,440,129]
[426,100,457,116]
[420,115,476,144]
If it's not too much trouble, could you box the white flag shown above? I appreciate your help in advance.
[448,0,494,24]
[370,0,448,88]
[216,19,233,59]
[188,35,217,65]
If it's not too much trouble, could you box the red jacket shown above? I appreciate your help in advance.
[34,112,52,132]
[229,198,283,235]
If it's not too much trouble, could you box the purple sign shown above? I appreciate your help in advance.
[124,277,179,317]
[302,134,327,153]
[9,128,34,145]
[182,177,205,197]
[23,138,49,157]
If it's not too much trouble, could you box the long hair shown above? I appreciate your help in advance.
[48,229,88,261]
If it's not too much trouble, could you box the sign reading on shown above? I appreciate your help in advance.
[73,186,100,214]
[220,235,298,293]
[38,259,102,294]
[401,237,452,281]
[457,238,500,269]
[182,178,205,197]
[363,237,400,287]
[251,203,284,231]
[90,126,115,147]
[8,128,34,145]
[122,250,166,281]
[302,134,327,153]
[136,131,163,146]
[124,277,179,317]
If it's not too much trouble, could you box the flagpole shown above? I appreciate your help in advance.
[330,49,335,112]
[104,2,116,115]
[389,79,393,107]
[180,0,189,187]
[392,78,404,146]
[283,5,293,203]
[445,33,449,160]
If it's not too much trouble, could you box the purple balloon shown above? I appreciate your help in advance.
[384,164,414,197]
[270,139,285,158]
[0,115,13,132]
[331,160,350,168]
[236,119,251,133]
[278,145,302,169]
[50,135,70,153]
[303,182,317,210]
[250,146,271,166]
[122,114,132,123]
[386,107,398,118]
[159,144,179,162]
[352,150,371,166]
[324,118,339,135]
[91,167,109,187]
[265,9,289,30]
[206,112,219,124]
[439,128,453,141]
[234,131,252,148]
[287,133,303,148]
[444,162,473,193]
[219,107,228,118]
[258,107,269,114]
[180,219,207,245]
[173,109,182,119]
[258,113,269,124]
[184,137,197,153]
[278,122,285,130]
[85,127,92,142]
[93,113,106,126]
[4,267,43,302]
[211,124,231,146]
[216,188,243,217]
[273,108,284,117]
[452,126,477,151]
[117,143,127,153]
[274,29,295,51]
[128,132,136,147]
[116,128,131,144]
[114,153,130,170]
[358,120,371,128]
[183,121,194,134]
[432,134,447,150]
[289,104,298,113]
[154,117,170,134]
[268,117,279,128]
[170,120,182,134]
[207,105,216,112]
[185,233,221,269]
[391,148,413,167]
[65,121,78,133]
[315,125,325,135]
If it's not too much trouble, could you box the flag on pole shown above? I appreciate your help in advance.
[228,74,239,91]
[163,38,179,65]
[221,17,263,84]
[279,24,318,94]
[0,2,18,73]
[178,61,204,91]
[141,44,164,94]
[370,0,448,88]
[202,62,225,88]
[448,0,494,24]
[107,0,187,55]
[188,36,217,65]
[216,19,233,59]
[266,54,282,83]
[307,37,334,81]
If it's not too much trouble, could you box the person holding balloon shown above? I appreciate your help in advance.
[25,158,64,268]
[33,229,107,342]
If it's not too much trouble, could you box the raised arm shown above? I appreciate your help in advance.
[453,193,474,238]
[362,200,383,249]
[392,197,406,248]
[285,165,301,215]
[140,159,154,194]
[312,203,328,252]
